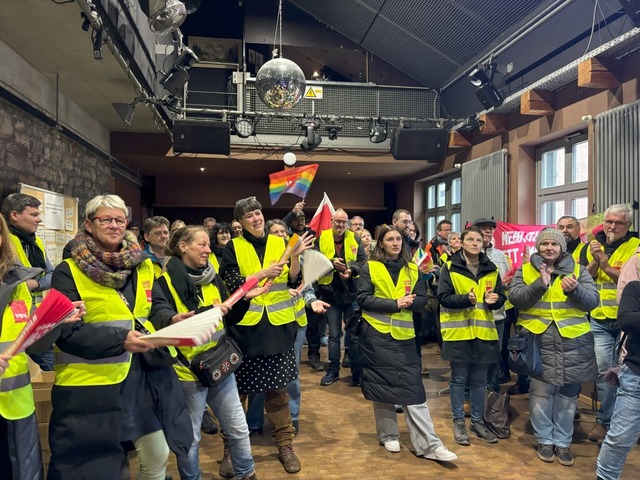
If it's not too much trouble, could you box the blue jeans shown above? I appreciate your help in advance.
[246,326,307,428]
[591,318,621,426]
[596,364,640,480]
[179,376,253,479]
[529,378,580,447]
[450,361,489,422]
[326,302,360,374]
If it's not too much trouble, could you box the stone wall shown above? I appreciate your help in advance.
[0,97,113,214]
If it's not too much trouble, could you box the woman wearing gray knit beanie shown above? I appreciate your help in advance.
[508,227,599,467]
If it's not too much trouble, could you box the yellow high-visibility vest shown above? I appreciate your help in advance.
[233,235,297,326]
[317,229,359,285]
[162,272,223,382]
[54,259,154,387]
[517,262,590,339]
[585,238,640,320]
[571,242,585,263]
[362,261,417,340]
[10,234,47,306]
[440,269,500,342]
[0,281,35,420]
[208,253,220,273]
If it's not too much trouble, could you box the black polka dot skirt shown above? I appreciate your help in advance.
[235,348,298,394]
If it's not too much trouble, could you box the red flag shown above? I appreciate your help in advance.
[308,192,335,234]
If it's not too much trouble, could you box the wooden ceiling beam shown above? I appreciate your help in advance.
[520,89,555,116]
[577,56,621,89]
[479,113,508,136]
[448,131,472,149]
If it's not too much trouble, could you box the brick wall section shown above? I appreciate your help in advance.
[0,97,113,215]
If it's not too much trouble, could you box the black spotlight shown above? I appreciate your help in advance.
[300,118,322,152]
[160,47,199,96]
[468,63,503,110]
[368,118,388,143]
[325,125,342,141]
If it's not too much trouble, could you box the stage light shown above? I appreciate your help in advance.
[234,117,254,138]
[112,98,141,126]
[300,118,321,152]
[283,152,297,166]
[144,0,187,35]
[368,118,388,143]
[325,125,342,141]
[92,28,104,60]
[468,63,503,110]
[159,47,199,96]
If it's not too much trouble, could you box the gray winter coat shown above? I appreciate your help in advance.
[508,252,599,385]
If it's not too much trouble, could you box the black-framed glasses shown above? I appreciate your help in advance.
[92,216,127,226]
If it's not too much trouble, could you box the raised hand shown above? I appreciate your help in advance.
[561,274,578,293]
[540,263,551,286]
[262,261,285,280]
[244,284,270,300]
[484,289,499,305]
[293,201,305,213]
[0,354,11,377]
[292,231,315,256]
[468,288,477,305]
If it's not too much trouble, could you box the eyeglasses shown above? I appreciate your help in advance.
[603,220,629,227]
[150,230,170,236]
[333,219,348,225]
[351,222,364,227]
[92,216,127,226]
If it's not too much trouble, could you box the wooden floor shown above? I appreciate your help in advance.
[151,343,640,480]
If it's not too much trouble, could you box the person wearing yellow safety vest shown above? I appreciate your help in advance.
[437,226,506,446]
[1,211,79,480]
[1,193,56,371]
[579,204,640,443]
[149,226,258,480]
[472,218,514,394]
[47,194,192,480]
[142,216,171,279]
[509,228,598,467]
[315,208,367,387]
[219,197,314,475]
[209,222,232,271]
[245,220,326,438]
[357,225,458,462]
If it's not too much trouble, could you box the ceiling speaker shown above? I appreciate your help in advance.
[390,128,448,162]
[173,119,230,155]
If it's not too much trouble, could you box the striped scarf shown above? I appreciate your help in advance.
[70,230,143,288]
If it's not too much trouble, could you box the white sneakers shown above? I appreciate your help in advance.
[423,445,458,462]
[383,439,401,453]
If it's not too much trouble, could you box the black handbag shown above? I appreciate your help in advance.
[344,309,364,336]
[507,328,542,377]
[187,335,244,387]
[484,389,511,439]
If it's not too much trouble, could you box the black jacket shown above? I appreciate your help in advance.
[437,252,506,364]
[357,259,427,405]
[619,281,640,376]
[46,261,191,480]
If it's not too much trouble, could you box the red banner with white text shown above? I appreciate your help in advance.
[494,221,550,271]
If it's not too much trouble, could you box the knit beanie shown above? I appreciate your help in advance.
[535,228,567,253]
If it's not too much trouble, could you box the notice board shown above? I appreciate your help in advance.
[18,183,79,267]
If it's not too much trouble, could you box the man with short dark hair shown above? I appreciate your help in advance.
[428,220,452,266]
[1,193,55,370]
[392,209,418,256]
[557,215,585,261]
[143,216,170,278]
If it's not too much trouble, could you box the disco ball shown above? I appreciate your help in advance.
[255,58,306,110]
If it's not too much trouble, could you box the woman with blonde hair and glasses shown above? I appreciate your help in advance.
[357,224,457,462]
[47,194,191,480]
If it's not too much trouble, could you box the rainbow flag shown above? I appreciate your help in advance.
[268,163,318,205]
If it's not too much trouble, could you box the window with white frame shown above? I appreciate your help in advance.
[536,134,589,225]
[424,174,462,242]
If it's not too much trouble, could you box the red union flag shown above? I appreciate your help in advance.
[494,221,551,271]
[308,192,335,234]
